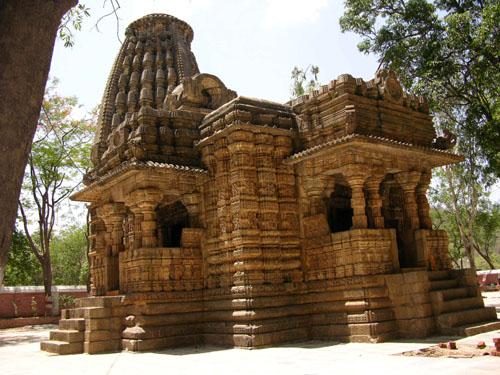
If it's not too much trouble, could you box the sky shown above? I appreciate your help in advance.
[49,0,379,113]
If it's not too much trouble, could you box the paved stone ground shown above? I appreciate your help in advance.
[1,325,499,375]
[1,291,499,375]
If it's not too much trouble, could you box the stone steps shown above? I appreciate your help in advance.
[439,287,474,301]
[42,296,125,355]
[437,307,497,330]
[40,340,83,355]
[439,296,484,314]
[59,318,85,331]
[430,278,459,290]
[428,270,451,281]
[41,316,86,355]
[439,319,500,336]
[75,296,123,308]
[428,270,500,337]
[49,329,84,343]
[462,320,500,336]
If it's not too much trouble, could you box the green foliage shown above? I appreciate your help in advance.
[4,230,42,286]
[291,65,320,98]
[18,79,95,292]
[59,294,76,309]
[51,225,89,285]
[430,164,500,269]
[59,3,91,47]
[340,0,500,177]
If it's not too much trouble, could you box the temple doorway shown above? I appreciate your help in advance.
[157,201,189,247]
[327,183,353,233]
[380,174,415,267]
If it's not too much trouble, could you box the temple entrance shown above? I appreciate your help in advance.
[380,174,414,267]
[326,183,353,233]
[157,201,189,247]
[105,252,120,293]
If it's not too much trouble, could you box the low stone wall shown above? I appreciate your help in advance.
[0,316,59,329]
[120,247,204,293]
[415,229,451,270]
[304,226,399,281]
[0,286,88,318]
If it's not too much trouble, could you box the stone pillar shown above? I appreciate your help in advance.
[345,172,368,229]
[214,139,232,239]
[227,129,260,287]
[128,188,162,248]
[99,203,127,256]
[98,203,127,293]
[227,130,258,233]
[88,204,107,296]
[304,173,326,216]
[365,175,385,229]
[183,192,201,228]
[395,171,421,230]
[416,170,432,229]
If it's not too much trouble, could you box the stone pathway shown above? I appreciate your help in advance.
[1,324,499,375]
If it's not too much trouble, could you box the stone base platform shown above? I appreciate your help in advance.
[41,269,499,354]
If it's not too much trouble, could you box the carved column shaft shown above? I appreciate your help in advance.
[99,203,127,256]
[304,173,326,216]
[227,130,258,232]
[365,177,385,229]
[417,171,433,229]
[345,173,368,229]
[395,171,421,230]
[128,188,162,248]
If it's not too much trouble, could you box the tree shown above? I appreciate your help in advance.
[51,225,89,285]
[340,0,500,177]
[291,65,321,98]
[18,80,94,297]
[4,230,42,286]
[0,0,78,286]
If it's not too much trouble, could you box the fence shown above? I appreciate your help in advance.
[0,285,88,319]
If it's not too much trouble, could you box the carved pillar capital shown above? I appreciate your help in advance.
[128,188,162,207]
[394,171,421,191]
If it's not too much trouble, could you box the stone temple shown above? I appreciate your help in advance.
[41,14,499,354]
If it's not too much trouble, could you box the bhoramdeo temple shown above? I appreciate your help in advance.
[41,14,499,355]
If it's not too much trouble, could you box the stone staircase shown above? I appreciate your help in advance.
[41,296,125,355]
[429,270,500,336]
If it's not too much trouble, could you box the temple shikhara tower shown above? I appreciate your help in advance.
[42,14,499,355]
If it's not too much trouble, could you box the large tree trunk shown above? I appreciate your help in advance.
[464,244,476,269]
[0,0,77,285]
[42,255,53,297]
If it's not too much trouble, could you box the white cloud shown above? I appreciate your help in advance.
[262,0,329,28]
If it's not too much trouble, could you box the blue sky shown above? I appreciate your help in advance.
[49,0,379,113]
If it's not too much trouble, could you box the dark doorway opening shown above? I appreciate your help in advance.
[380,174,414,267]
[156,201,189,247]
[327,184,353,233]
